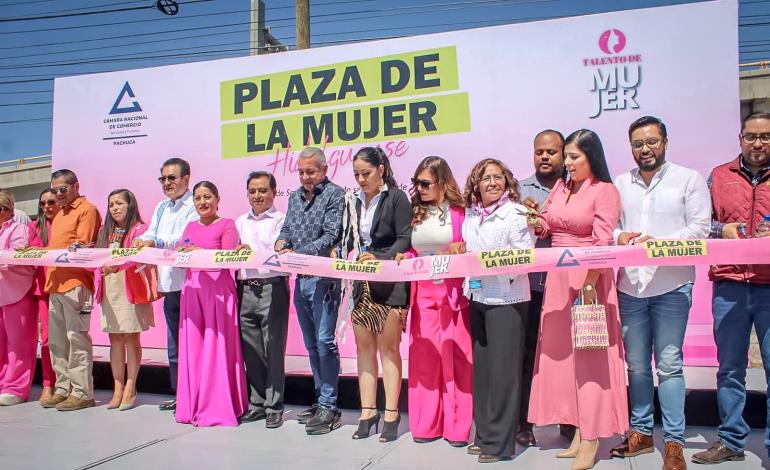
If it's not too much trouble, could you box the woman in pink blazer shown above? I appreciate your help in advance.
[27,188,60,402]
[398,156,472,447]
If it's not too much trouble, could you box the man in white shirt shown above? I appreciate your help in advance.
[234,171,288,429]
[133,157,198,411]
[611,116,710,470]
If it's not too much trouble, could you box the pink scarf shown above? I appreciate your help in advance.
[472,196,508,223]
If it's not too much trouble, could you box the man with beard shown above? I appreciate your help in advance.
[516,129,570,447]
[693,113,770,464]
[612,116,710,470]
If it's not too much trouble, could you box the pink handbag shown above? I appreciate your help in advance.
[571,289,609,349]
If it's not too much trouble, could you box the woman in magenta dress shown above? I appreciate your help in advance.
[176,181,247,427]
[27,188,60,402]
[527,130,628,470]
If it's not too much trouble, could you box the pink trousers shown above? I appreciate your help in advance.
[0,294,37,400]
[35,296,55,388]
[408,280,473,442]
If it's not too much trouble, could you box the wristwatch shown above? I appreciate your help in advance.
[583,284,594,292]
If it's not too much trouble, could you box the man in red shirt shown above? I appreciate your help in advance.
[693,113,770,464]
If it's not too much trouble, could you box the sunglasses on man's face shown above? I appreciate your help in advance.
[158,175,179,183]
[50,186,70,195]
[411,178,436,190]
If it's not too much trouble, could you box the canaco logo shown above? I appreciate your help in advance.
[598,29,626,55]
[103,81,150,146]
[110,82,142,115]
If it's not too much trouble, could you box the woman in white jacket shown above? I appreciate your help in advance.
[460,158,535,463]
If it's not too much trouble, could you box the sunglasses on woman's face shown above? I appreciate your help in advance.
[40,200,56,207]
[0,206,10,213]
[411,178,436,190]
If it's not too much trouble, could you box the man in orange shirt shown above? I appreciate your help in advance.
[40,169,101,411]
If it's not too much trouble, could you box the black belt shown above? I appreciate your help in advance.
[238,276,285,287]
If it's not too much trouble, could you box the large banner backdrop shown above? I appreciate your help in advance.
[52,0,738,366]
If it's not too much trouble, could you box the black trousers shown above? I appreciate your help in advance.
[519,290,543,427]
[162,291,181,392]
[238,278,290,412]
[470,299,528,457]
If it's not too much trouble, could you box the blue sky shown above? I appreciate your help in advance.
[0,0,766,161]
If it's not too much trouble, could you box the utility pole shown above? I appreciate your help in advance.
[249,0,265,55]
[250,0,287,55]
[296,0,310,49]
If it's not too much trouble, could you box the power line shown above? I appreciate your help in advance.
[0,26,247,60]
[0,117,51,125]
[3,1,154,19]
[0,0,214,23]
[0,89,52,95]
[0,101,52,106]
[0,33,401,85]
[0,0,554,36]
[0,0,54,6]
[0,11,564,69]
[0,1,371,50]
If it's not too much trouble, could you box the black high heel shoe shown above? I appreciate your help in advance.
[379,409,401,442]
[352,407,380,439]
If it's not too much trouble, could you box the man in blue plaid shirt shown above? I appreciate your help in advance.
[275,147,345,435]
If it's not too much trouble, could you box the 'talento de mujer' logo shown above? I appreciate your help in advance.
[584,29,642,119]
[598,29,626,55]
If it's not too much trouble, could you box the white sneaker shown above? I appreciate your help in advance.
[0,393,24,406]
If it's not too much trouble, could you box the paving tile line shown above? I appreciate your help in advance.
[354,432,411,470]
[72,428,199,470]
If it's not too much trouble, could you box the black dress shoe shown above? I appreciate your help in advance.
[516,429,537,447]
[447,439,468,448]
[158,399,176,411]
[559,424,576,441]
[266,412,283,429]
[296,403,319,424]
[413,436,441,444]
[305,408,342,435]
[478,454,512,464]
[239,408,267,423]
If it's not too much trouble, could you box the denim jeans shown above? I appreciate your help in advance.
[293,276,341,410]
[163,290,181,392]
[712,280,770,453]
[618,283,692,444]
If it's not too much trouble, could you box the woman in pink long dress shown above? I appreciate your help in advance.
[176,181,247,427]
[527,130,628,470]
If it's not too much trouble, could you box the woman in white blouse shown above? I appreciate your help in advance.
[460,158,535,463]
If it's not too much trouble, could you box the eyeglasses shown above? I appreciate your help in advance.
[631,138,663,150]
[480,174,505,184]
[158,175,179,183]
[411,178,436,190]
[0,205,11,213]
[50,185,70,195]
[741,133,770,144]
[39,200,56,207]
